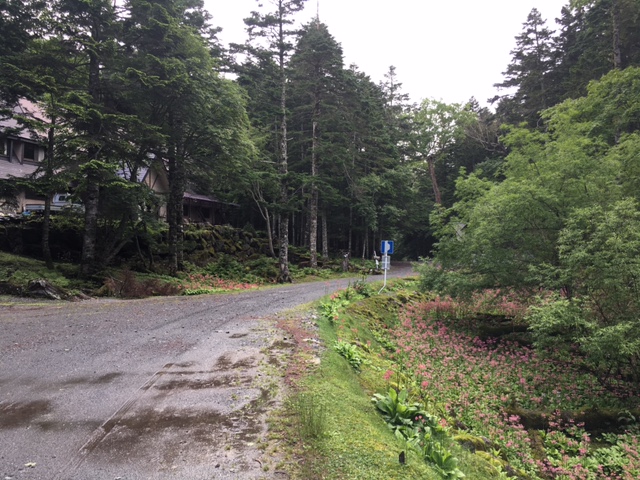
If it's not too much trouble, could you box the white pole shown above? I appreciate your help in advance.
[378,254,388,294]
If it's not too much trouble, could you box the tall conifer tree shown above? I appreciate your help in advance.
[238,0,308,282]
[289,19,344,267]
[494,8,555,126]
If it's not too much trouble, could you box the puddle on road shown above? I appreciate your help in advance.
[269,339,296,350]
[117,407,234,434]
[0,399,52,429]
[35,418,102,432]
[86,363,272,466]
[215,354,233,370]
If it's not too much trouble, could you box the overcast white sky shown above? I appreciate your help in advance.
[203,0,569,106]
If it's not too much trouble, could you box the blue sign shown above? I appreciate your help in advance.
[381,240,394,255]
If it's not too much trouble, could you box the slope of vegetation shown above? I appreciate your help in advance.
[274,280,640,479]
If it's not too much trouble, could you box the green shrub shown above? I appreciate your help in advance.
[416,261,477,299]
[371,388,465,479]
[245,256,278,280]
[205,254,245,280]
[371,388,426,435]
[351,278,374,298]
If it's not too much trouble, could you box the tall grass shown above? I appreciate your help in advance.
[291,392,327,440]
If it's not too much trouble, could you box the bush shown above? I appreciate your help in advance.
[551,200,640,382]
[351,278,374,298]
[205,254,245,280]
[416,261,477,299]
[245,256,278,280]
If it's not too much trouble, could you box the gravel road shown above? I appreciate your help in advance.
[0,264,415,479]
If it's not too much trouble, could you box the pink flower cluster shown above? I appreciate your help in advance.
[382,297,640,478]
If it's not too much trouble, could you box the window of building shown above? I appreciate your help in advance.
[23,142,36,160]
[0,141,5,156]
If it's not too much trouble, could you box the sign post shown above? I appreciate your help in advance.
[379,240,394,293]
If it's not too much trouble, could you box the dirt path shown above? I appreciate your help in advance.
[0,265,414,479]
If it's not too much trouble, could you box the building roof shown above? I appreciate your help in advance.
[183,192,239,208]
[0,99,47,141]
[0,159,38,180]
[183,192,221,204]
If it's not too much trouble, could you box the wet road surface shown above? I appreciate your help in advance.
[0,264,415,479]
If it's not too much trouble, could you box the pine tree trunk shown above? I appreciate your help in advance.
[302,204,309,246]
[612,0,622,69]
[167,154,179,276]
[81,171,100,277]
[265,207,276,257]
[321,210,328,260]
[277,14,292,283]
[278,215,291,282]
[42,196,53,269]
[309,119,319,268]
[80,38,102,278]
[42,124,55,270]
[272,213,277,250]
[348,205,353,256]
[362,226,368,260]
[277,118,292,281]
[167,118,185,277]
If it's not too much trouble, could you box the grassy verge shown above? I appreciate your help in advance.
[271,278,501,480]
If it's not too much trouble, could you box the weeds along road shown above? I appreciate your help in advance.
[0,264,414,480]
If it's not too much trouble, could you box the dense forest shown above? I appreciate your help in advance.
[1,0,639,284]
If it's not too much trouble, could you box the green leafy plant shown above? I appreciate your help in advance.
[372,388,464,478]
[371,388,425,433]
[205,254,245,280]
[412,413,464,479]
[183,287,220,296]
[421,440,465,479]
[318,296,349,324]
[333,340,366,371]
[351,277,374,298]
